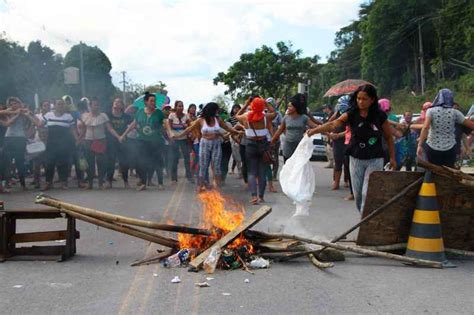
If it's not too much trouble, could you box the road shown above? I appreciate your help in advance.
[1,161,473,314]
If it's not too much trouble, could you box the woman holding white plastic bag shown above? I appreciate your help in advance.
[307,85,396,213]
[279,134,315,216]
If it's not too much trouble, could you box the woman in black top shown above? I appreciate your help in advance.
[307,85,395,213]
[106,98,132,188]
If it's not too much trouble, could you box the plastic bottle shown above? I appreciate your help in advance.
[162,252,182,268]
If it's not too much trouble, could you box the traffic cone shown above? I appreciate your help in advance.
[405,171,455,267]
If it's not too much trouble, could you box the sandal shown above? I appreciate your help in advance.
[251,197,259,205]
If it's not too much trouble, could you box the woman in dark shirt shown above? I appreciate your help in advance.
[307,85,395,213]
[106,98,132,188]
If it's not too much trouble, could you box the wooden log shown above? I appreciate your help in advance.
[130,249,175,267]
[445,248,474,257]
[418,159,474,186]
[329,177,423,244]
[59,208,178,248]
[361,243,407,251]
[35,194,211,236]
[257,239,303,251]
[189,206,272,270]
[11,230,80,243]
[347,242,474,257]
[261,232,443,268]
[308,253,334,269]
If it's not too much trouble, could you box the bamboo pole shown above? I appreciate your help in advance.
[35,194,211,235]
[59,208,178,248]
[261,232,443,268]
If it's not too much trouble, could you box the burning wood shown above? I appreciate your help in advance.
[32,190,444,270]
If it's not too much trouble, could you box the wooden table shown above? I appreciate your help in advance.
[0,208,79,262]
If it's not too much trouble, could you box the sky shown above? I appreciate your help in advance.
[0,0,362,105]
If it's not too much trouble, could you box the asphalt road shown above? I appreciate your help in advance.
[1,161,473,314]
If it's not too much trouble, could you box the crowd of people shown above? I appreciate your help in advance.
[0,86,473,212]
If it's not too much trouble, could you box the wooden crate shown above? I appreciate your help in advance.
[356,171,474,251]
[0,208,79,262]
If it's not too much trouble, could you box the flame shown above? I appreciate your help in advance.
[178,190,253,252]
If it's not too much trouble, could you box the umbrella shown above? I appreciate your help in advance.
[323,79,375,98]
[133,93,167,110]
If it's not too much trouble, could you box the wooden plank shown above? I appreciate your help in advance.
[11,230,80,243]
[357,171,474,251]
[2,207,59,213]
[189,206,272,270]
[330,176,423,245]
[357,171,422,246]
[12,245,64,256]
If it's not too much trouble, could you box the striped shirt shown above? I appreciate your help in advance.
[43,112,74,146]
[43,112,74,128]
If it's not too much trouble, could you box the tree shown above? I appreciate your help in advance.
[0,36,30,104]
[214,41,318,102]
[64,43,115,106]
[127,81,168,104]
[26,40,64,101]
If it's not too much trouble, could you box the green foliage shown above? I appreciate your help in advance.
[212,94,233,110]
[0,37,29,104]
[26,41,64,101]
[0,36,117,108]
[310,0,473,107]
[214,41,318,102]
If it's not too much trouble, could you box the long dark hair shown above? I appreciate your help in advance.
[348,84,379,121]
[144,91,155,103]
[230,104,241,117]
[290,93,307,115]
[201,102,219,124]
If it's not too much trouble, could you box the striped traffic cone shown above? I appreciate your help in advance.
[405,171,455,267]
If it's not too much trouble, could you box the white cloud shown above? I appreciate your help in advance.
[0,0,361,104]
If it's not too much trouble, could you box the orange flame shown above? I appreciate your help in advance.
[178,190,253,252]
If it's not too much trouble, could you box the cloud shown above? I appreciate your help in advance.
[0,0,361,104]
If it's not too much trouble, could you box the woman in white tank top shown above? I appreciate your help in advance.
[173,102,240,191]
[234,96,276,204]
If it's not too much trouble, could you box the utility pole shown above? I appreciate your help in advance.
[120,71,127,105]
[418,22,425,96]
[79,41,86,97]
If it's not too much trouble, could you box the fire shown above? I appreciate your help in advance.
[178,190,253,253]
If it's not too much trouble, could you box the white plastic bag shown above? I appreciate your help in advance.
[280,134,315,208]
[26,140,45,160]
